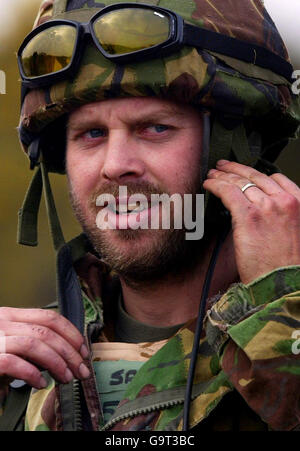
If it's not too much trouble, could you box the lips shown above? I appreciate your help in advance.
[109,197,150,215]
[112,203,147,215]
[106,197,160,230]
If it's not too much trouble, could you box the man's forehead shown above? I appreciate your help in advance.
[68,97,191,126]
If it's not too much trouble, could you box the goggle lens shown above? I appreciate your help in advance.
[93,8,170,55]
[21,25,77,78]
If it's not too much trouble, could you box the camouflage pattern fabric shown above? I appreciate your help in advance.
[7,0,300,431]
[103,267,300,431]
[1,252,297,431]
[19,0,300,173]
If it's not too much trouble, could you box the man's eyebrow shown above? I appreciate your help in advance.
[67,117,100,132]
[126,109,186,124]
[67,106,186,130]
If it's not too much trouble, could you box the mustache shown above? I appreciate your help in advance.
[89,181,167,209]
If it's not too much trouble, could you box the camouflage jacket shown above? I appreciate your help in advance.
[1,250,300,431]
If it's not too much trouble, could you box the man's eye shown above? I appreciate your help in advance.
[148,124,169,133]
[86,129,106,138]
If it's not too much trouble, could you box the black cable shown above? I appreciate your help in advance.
[182,219,231,431]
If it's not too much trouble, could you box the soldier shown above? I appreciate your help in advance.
[0,0,299,431]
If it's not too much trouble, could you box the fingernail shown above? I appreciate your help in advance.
[65,368,73,383]
[40,376,48,389]
[217,160,229,166]
[80,344,89,360]
[79,363,90,380]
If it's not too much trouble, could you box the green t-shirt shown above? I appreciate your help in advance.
[93,297,183,423]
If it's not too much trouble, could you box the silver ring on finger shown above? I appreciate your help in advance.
[241,182,257,193]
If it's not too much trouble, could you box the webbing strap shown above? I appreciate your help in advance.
[184,23,293,81]
[17,162,65,251]
[67,233,93,263]
[204,119,260,211]
[232,123,259,166]
[200,112,211,190]
[136,0,159,4]
[208,119,234,172]
[17,167,43,247]
[56,244,85,431]
[205,119,234,210]
[40,162,65,251]
[56,244,85,334]
[208,119,260,171]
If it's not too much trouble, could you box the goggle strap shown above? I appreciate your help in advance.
[17,166,43,247]
[184,24,293,82]
[40,161,65,252]
[141,0,160,4]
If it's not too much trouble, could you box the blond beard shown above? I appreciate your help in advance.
[68,178,207,285]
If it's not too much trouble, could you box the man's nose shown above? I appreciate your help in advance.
[101,131,145,182]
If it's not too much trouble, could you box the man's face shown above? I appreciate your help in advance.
[66,97,203,283]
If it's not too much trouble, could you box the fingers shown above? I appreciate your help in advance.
[205,161,300,207]
[204,160,300,284]
[203,160,300,231]
[270,173,300,200]
[215,160,284,195]
[0,353,48,390]
[2,336,87,385]
[203,175,251,218]
[0,319,89,382]
[206,169,266,204]
[0,308,91,388]
[0,308,85,356]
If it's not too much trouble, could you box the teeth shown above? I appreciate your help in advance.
[127,204,146,213]
[107,201,149,214]
[127,203,141,210]
[110,203,147,214]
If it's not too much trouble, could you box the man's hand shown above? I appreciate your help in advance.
[203,160,300,284]
[0,308,90,389]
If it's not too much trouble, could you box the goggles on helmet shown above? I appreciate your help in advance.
[18,2,293,89]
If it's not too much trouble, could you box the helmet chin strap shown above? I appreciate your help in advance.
[182,112,269,430]
[182,113,232,431]
[17,138,65,251]
[40,161,65,251]
[200,111,211,192]
[17,163,43,247]
[182,217,231,431]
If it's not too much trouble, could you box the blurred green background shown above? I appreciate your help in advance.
[0,0,299,308]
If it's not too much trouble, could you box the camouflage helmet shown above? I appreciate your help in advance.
[17,0,300,249]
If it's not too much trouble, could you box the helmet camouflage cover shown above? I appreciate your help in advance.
[19,0,300,175]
